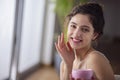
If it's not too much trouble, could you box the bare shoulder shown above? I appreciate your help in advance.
[86,50,111,70]
[87,51,109,64]
[86,50,115,80]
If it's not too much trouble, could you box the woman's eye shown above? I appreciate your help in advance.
[81,28,89,32]
[71,25,76,28]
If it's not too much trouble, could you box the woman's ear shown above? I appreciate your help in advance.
[92,32,99,40]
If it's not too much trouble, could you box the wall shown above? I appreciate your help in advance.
[0,0,46,79]
[0,0,16,79]
[96,0,120,38]
[18,0,46,73]
[91,0,120,74]
[41,0,56,65]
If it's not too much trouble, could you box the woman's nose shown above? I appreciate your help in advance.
[73,29,82,37]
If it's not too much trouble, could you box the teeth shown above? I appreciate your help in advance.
[73,39,80,41]
[73,38,81,43]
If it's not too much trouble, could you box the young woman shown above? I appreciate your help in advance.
[55,3,115,80]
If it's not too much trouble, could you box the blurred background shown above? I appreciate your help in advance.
[0,0,120,80]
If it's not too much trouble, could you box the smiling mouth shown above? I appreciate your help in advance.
[71,37,83,43]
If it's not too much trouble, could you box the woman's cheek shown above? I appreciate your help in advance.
[67,31,70,39]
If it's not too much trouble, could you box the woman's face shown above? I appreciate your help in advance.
[67,14,97,49]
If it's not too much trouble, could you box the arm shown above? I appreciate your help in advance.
[60,61,73,80]
[87,52,115,80]
[55,33,74,80]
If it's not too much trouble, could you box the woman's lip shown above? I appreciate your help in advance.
[72,38,82,43]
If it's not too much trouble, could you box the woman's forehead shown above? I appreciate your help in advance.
[69,14,92,27]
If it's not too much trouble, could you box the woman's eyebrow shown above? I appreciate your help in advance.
[70,22,77,25]
[70,22,90,29]
[81,25,90,29]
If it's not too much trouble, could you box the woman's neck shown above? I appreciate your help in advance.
[74,46,94,61]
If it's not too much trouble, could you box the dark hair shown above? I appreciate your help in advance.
[65,3,105,39]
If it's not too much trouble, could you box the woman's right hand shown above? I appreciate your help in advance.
[55,33,75,66]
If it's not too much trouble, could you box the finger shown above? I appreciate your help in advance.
[58,35,62,48]
[58,34,66,49]
[71,78,75,80]
[91,76,94,80]
[55,42,65,56]
[69,74,75,80]
[55,42,59,52]
[55,42,65,60]
[61,33,66,48]
[55,42,62,54]
[79,78,84,80]
[69,74,72,79]
[70,78,74,80]
[67,41,73,51]
[58,35,61,44]
[61,33,64,43]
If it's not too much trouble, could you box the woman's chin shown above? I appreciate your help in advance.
[71,45,81,49]
[69,42,81,49]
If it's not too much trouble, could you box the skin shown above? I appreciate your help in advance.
[55,14,115,80]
